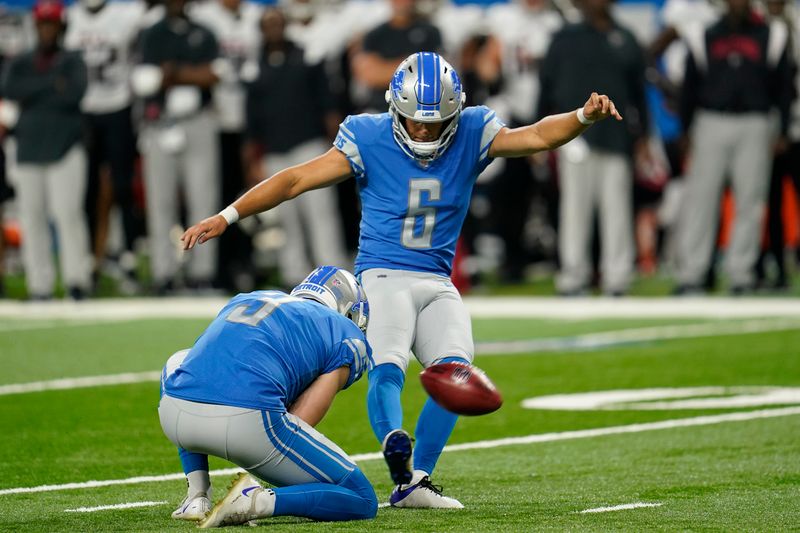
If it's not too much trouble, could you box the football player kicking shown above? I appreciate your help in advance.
[182,52,622,509]
[158,266,375,527]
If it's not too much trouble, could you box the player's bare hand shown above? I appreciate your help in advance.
[583,92,623,122]
[181,215,228,250]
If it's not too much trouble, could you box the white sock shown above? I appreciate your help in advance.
[408,469,429,486]
[254,489,276,517]
[187,470,211,499]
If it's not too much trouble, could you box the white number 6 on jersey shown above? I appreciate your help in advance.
[402,178,440,249]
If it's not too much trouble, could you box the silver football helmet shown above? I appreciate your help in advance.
[385,52,466,163]
[291,266,369,332]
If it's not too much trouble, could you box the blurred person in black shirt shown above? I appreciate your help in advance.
[351,0,442,113]
[243,7,347,287]
[133,0,221,294]
[675,0,794,294]
[538,0,649,296]
[2,0,91,300]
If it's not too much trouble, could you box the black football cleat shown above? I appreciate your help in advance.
[382,429,413,485]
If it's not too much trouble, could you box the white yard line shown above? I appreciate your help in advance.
[465,297,800,319]
[1,470,243,496]
[0,318,134,332]
[579,502,663,514]
[2,317,798,396]
[476,317,800,355]
[3,406,799,497]
[0,372,162,396]
[3,297,800,322]
[64,501,168,513]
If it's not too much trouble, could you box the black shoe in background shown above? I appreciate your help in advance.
[67,286,87,301]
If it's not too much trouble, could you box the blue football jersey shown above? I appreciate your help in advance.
[334,105,505,276]
[163,290,372,411]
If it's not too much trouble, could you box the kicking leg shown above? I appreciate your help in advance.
[389,357,466,509]
[361,269,417,483]
[368,364,413,485]
[390,281,474,509]
[367,363,405,442]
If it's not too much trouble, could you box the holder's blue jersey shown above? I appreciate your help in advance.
[163,291,372,412]
[334,105,505,276]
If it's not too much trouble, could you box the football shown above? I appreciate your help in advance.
[420,362,503,416]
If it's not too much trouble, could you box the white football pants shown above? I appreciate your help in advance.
[556,141,634,294]
[141,111,220,285]
[14,145,92,295]
[677,110,772,287]
[360,268,474,372]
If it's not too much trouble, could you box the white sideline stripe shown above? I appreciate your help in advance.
[64,501,168,513]
[0,318,132,332]
[3,297,800,321]
[0,372,162,396]
[579,502,662,514]
[3,318,797,397]
[476,317,800,355]
[2,406,799,497]
[0,469,242,496]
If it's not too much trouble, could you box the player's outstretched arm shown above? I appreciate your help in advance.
[488,92,623,158]
[182,148,353,250]
[288,367,350,427]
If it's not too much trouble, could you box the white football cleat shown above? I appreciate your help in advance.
[389,475,464,509]
[171,494,211,521]
[199,473,273,528]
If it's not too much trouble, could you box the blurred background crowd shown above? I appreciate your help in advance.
[0,0,797,299]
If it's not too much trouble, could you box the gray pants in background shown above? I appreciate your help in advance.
[141,112,220,286]
[262,139,348,286]
[14,145,92,296]
[556,141,634,294]
[677,111,772,288]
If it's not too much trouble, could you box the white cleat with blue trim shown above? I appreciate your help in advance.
[389,473,464,509]
[171,493,211,521]
[199,473,274,528]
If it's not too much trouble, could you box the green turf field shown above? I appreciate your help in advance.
[1,309,799,531]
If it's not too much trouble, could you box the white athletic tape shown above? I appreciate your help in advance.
[2,407,799,497]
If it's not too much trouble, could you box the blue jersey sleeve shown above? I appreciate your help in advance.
[324,319,372,390]
[465,105,506,174]
[333,115,367,178]
[341,336,373,389]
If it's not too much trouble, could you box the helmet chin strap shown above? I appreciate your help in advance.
[406,139,439,157]
[389,104,460,163]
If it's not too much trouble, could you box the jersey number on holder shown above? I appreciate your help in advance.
[402,178,440,249]
[226,294,298,327]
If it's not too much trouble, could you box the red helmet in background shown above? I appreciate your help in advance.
[32,0,65,22]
